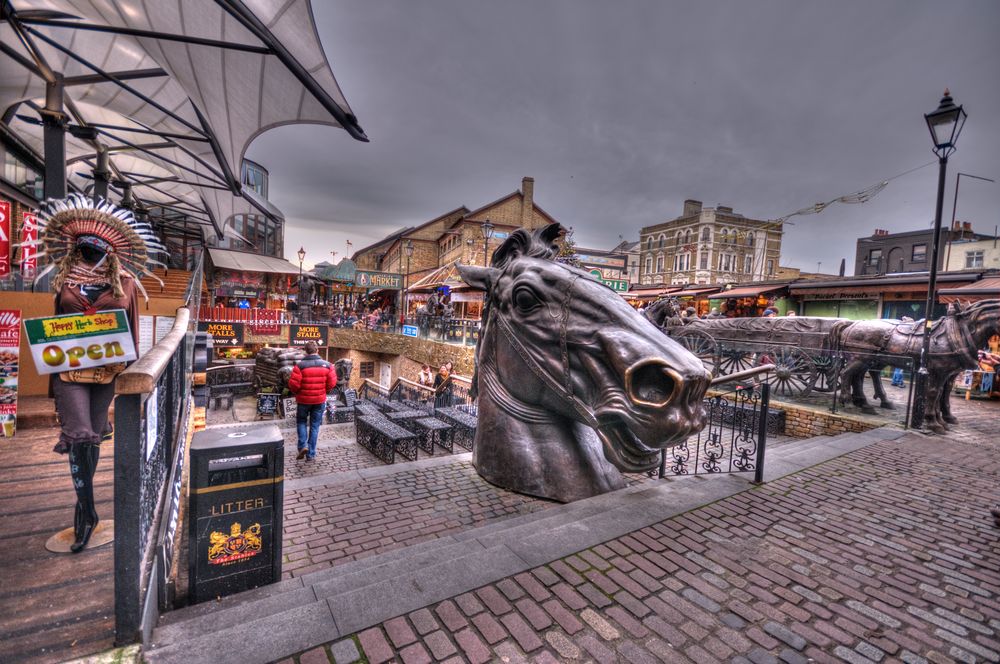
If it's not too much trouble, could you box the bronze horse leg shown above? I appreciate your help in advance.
[841,358,877,414]
[867,368,895,409]
[939,371,962,425]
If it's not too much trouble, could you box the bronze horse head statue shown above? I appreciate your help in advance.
[458,224,711,502]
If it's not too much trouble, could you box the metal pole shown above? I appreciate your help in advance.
[483,238,488,266]
[910,154,949,429]
[943,172,960,270]
[93,146,110,199]
[753,383,770,484]
[41,73,66,199]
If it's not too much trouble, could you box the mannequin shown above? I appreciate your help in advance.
[31,195,163,552]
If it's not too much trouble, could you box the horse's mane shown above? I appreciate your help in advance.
[491,224,562,270]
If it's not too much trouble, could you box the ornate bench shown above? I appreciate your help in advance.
[433,407,477,451]
[356,415,418,464]
[412,417,453,454]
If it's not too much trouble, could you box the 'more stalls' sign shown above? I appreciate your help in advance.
[24,310,137,375]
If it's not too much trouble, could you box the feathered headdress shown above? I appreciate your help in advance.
[23,194,167,301]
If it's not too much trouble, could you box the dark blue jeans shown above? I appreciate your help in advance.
[296,403,325,458]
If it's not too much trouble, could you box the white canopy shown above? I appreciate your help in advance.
[1,0,366,236]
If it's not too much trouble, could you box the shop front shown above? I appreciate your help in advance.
[790,273,979,321]
[670,286,721,316]
[708,284,789,317]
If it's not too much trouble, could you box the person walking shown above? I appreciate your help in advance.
[288,341,336,461]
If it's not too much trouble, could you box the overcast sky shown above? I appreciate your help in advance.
[248,0,1000,273]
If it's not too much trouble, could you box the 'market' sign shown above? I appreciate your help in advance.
[24,310,138,375]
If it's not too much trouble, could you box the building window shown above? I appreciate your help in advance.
[684,229,692,245]
[744,255,753,274]
[3,151,43,199]
[240,160,269,199]
[360,362,375,378]
[721,229,728,244]
[868,248,882,268]
[699,251,708,270]
[674,231,682,246]
[721,254,731,272]
[701,226,710,242]
[645,256,652,274]
[659,235,666,249]
[746,233,754,247]
[656,254,664,272]
[673,254,690,272]
[966,250,984,268]
[766,259,774,275]
[646,237,653,250]
[912,244,927,262]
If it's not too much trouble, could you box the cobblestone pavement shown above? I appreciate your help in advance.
[282,459,554,579]
[284,397,1000,664]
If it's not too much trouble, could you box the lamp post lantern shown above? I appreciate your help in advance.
[911,89,967,430]
[297,246,306,278]
[482,220,495,266]
[403,239,414,325]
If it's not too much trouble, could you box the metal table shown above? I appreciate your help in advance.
[434,407,477,451]
[355,415,418,464]
[412,417,453,454]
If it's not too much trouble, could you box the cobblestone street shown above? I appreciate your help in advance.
[284,397,1000,664]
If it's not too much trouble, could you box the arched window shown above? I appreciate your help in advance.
[721,229,728,244]
[701,226,710,242]
[684,229,692,245]
[658,234,666,249]
[746,232,754,247]
[656,254,665,272]
[674,231,681,246]
[646,237,653,251]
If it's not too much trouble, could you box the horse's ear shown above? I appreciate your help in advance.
[538,223,563,248]
[457,262,499,291]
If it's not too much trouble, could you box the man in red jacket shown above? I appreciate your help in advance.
[287,341,337,460]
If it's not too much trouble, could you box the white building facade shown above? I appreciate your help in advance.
[638,200,783,286]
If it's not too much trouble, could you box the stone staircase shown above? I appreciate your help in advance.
[140,268,192,300]
[145,427,907,664]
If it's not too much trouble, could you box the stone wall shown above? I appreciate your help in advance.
[779,402,882,438]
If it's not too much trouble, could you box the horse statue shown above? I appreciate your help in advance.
[836,299,999,432]
[458,224,711,502]
[643,297,683,328]
[416,291,454,336]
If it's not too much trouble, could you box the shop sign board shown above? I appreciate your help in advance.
[19,212,37,280]
[24,309,137,375]
[256,393,279,417]
[402,324,418,338]
[0,310,20,438]
[356,270,402,290]
[216,285,262,298]
[197,321,245,346]
[288,324,328,347]
[0,200,11,277]
[588,269,628,292]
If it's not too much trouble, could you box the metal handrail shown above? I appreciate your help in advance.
[116,308,191,395]
[709,363,775,386]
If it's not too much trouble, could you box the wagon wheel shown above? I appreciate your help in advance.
[811,354,840,393]
[758,346,817,398]
[672,329,718,375]
[716,346,756,376]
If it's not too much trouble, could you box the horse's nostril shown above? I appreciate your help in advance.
[625,361,680,407]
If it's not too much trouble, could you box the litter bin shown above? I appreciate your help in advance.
[188,424,283,604]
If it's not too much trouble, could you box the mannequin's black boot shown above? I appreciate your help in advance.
[68,444,99,553]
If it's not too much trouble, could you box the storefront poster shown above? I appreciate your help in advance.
[155,316,176,343]
[0,200,11,277]
[197,321,245,346]
[19,212,37,280]
[23,309,137,375]
[0,310,21,438]
[138,315,155,356]
[288,324,329,347]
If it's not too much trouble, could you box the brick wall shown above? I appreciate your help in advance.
[780,402,882,437]
[326,328,475,389]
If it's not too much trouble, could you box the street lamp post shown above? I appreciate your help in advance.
[481,220,495,266]
[403,240,414,326]
[297,246,306,322]
[911,89,967,430]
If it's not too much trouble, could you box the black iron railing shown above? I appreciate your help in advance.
[113,261,206,645]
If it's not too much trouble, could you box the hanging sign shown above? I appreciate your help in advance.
[0,200,11,278]
[288,324,328,347]
[197,321,245,346]
[23,309,137,375]
[0,310,21,438]
[19,212,37,280]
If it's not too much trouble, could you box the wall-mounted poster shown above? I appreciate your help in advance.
[0,310,20,438]
[138,315,155,356]
[0,200,11,278]
[155,316,176,344]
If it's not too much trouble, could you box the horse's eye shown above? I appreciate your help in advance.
[513,288,540,312]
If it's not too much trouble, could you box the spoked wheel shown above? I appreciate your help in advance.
[717,347,756,376]
[811,354,840,393]
[758,346,817,398]
[672,329,718,375]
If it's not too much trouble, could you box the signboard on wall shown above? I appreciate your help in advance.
[0,200,11,278]
[197,321,245,346]
[138,315,155,356]
[356,270,402,290]
[155,316,176,343]
[288,324,328,347]
[0,310,21,438]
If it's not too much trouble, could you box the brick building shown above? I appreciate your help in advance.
[638,200,783,286]
[352,176,559,287]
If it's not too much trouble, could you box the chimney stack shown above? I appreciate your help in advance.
[521,177,534,228]
[963,221,972,232]
[717,205,733,214]
[683,199,703,217]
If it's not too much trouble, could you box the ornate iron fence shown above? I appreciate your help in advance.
[657,382,771,483]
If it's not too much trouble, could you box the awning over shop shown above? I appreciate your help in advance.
[623,286,682,300]
[208,248,301,275]
[408,261,475,292]
[708,284,788,299]
[672,286,722,298]
[939,276,1000,303]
